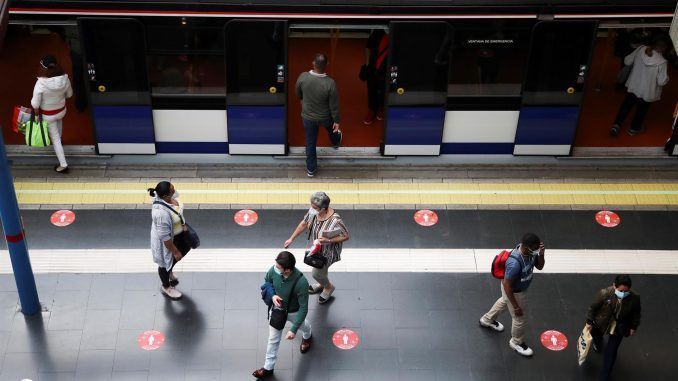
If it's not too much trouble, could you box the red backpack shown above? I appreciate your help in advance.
[491,250,516,279]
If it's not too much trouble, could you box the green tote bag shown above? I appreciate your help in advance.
[25,115,51,147]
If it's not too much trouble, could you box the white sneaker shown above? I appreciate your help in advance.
[161,285,182,300]
[509,340,534,357]
[479,319,504,332]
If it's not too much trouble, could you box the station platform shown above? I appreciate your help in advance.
[0,207,678,380]
[1,158,678,380]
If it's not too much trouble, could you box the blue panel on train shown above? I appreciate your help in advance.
[227,106,285,145]
[92,105,155,143]
[514,106,580,145]
[385,107,445,145]
[155,142,229,154]
[440,143,514,154]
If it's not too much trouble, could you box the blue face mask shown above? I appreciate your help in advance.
[614,289,630,299]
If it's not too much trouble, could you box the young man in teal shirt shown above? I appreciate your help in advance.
[253,252,312,379]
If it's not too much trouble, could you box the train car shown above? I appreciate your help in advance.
[1,0,676,158]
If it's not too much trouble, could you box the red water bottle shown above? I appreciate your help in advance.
[309,239,322,255]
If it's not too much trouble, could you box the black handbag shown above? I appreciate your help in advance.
[269,273,302,330]
[154,201,201,249]
[304,250,327,269]
[302,216,327,269]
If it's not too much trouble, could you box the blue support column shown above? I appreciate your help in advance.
[0,133,40,315]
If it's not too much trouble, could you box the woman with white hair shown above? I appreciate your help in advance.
[284,191,349,304]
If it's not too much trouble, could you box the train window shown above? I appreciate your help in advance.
[522,21,597,105]
[225,20,287,105]
[79,18,150,104]
[147,25,224,53]
[388,22,450,105]
[148,54,225,96]
[448,22,533,97]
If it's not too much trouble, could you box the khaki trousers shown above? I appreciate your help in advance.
[481,283,528,345]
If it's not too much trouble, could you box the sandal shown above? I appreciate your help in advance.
[300,335,313,354]
[308,284,323,294]
[318,285,335,304]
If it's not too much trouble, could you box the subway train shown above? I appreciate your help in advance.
[1,0,677,158]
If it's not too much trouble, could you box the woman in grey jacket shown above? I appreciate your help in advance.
[149,181,188,300]
[610,34,671,137]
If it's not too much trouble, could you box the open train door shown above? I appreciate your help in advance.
[513,21,597,156]
[383,21,451,155]
[225,20,287,154]
[78,18,156,154]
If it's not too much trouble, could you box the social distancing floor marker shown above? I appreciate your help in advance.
[138,330,165,351]
[234,209,258,226]
[50,210,75,227]
[332,329,359,350]
[414,209,438,227]
[541,330,568,351]
[595,211,620,228]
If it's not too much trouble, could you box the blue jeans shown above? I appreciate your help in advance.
[264,311,312,370]
[303,118,341,173]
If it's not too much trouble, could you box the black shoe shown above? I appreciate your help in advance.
[307,169,316,178]
[333,130,343,150]
[54,165,69,174]
[300,335,312,354]
[609,124,620,137]
[628,128,643,136]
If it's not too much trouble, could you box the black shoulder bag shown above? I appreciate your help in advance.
[154,201,201,251]
[269,273,302,330]
[303,216,327,269]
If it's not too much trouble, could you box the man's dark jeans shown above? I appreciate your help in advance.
[303,118,340,173]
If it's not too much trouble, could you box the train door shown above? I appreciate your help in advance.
[224,19,287,155]
[513,21,597,156]
[78,18,156,154]
[383,21,451,155]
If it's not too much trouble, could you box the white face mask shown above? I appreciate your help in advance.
[308,207,320,216]
[273,265,282,275]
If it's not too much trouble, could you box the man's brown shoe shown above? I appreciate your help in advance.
[252,368,274,379]
[300,335,313,354]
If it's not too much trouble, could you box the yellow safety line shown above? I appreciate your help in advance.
[13,182,678,205]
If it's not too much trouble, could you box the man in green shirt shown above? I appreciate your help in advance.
[295,53,342,178]
[252,252,312,379]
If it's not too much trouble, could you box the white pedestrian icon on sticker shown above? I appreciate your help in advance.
[423,213,429,222]
[605,214,611,224]
[244,213,249,222]
[60,214,66,223]
[551,335,557,346]
[148,335,155,346]
[343,334,349,345]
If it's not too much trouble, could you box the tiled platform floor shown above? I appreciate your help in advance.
[0,272,676,381]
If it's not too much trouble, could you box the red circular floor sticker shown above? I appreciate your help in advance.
[234,209,258,226]
[414,210,438,227]
[137,330,165,351]
[50,210,75,227]
[595,211,620,228]
[332,329,359,350]
[540,330,568,351]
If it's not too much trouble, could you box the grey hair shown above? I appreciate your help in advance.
[310,191,330,209]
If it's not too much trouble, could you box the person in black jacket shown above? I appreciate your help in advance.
[585,274,641,381]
